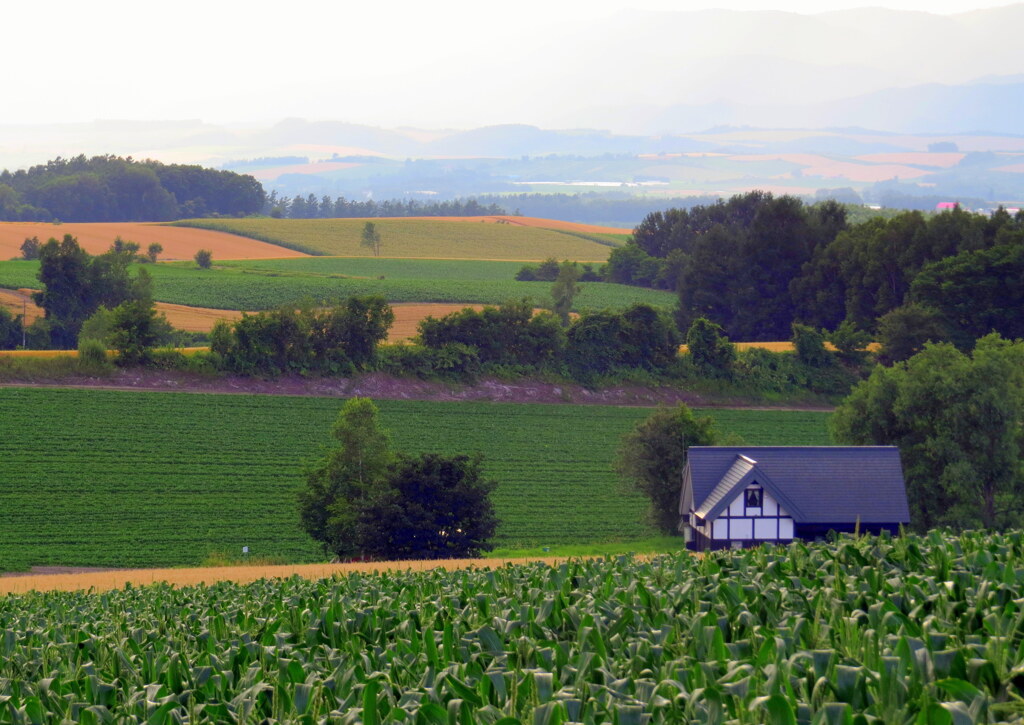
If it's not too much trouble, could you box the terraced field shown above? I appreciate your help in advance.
[171,217,620,259]
[0,387,830,570]
[0,259,676,312]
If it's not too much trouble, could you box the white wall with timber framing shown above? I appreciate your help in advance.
[690,484,794,548]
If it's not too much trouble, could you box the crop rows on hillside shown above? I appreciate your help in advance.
[0,260,676,314]
[0,531,1019,723]
[0,388,829,570]
[171,218,617,260]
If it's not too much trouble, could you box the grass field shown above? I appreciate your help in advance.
[0,221,305,261]
[171,217,620,259]
[0,387,830,570]
[0,259,676,312]
[0,532,1017,723]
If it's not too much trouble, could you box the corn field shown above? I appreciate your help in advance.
[2,530,1024,723]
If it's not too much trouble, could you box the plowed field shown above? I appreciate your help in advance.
[0,288,246,334]
[0,222,306,261]
[0,288,41,324]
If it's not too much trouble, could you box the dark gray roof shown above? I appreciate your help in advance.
[685,446,910,524]
[694,455,807,523]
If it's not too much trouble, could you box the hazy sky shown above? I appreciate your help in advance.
[3,0,1019,129]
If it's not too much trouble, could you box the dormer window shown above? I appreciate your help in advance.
[745,487,763,508]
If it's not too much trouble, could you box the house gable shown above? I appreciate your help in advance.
[693,455,806,524]
[691,483,796,546]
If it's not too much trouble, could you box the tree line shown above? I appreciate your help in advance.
[263,192,507,219]
[0,155,265,222]
[606,192,1024,357]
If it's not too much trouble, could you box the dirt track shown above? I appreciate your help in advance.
[0,369,834,411]
[0,557,572,594]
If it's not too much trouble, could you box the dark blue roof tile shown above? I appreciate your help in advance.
[685,446,910,524]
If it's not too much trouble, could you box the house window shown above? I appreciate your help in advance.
[745,487,763,508]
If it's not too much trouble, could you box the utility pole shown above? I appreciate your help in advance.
[21,296,26,349]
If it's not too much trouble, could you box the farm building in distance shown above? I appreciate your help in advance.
[679,447,909,551]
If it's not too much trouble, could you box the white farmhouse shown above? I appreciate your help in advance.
[679,446,910,551]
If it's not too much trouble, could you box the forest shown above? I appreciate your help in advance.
[0,155,265,222]
[607,192,1024,349]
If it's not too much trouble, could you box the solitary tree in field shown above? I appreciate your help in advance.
[194,249,213,269]
[551,261,582,326]
[298,397,498,560]
[298,398,394,559]
[615,404,721,534]
[20,236,41,260]
[360,222,382,256]
[146,243,163,263]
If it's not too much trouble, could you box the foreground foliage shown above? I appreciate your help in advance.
[2,531,1024,723]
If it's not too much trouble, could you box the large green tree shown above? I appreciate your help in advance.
[551,260,582,326]
[615,404,721,534]
[360,222,382,256]
[355,453,498,560]
[298,398,394,559]
[832,334,1024,530]
[32,235,142,348]
[298,398,498,560]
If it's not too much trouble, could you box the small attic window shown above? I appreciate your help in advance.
[745,487,763,508]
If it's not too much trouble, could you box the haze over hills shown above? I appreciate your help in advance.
[2,5,1022,209]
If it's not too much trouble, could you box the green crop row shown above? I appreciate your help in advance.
[170,218,616,260]
[218,257,527,281]
[0,387,829,569]
[1,531,1021,723]
[0,259,676,313]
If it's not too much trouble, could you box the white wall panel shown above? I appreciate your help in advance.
[754,518,777,539]
[731,519,752,539]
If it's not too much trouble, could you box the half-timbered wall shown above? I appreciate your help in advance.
[690,484,794,548]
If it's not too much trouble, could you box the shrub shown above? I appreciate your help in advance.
[77,338,112,370]
[194,249,213,269]
[685,318,736,377]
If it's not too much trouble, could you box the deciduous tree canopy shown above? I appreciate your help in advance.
[831,334,1024,531]
[0,155,264,222]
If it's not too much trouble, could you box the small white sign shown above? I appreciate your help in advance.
[242,546,250,554]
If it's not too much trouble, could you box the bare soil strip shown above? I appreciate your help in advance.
[0,370,834,412]
[0,557,573,595]
[0,296,524,340]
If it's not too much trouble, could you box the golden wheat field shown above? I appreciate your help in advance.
[0,288,42,324]
[0,222,307,261]
[0,557,572,595]
[678,340,880,353]
[178,218,616,260]
[399,215,629,236]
